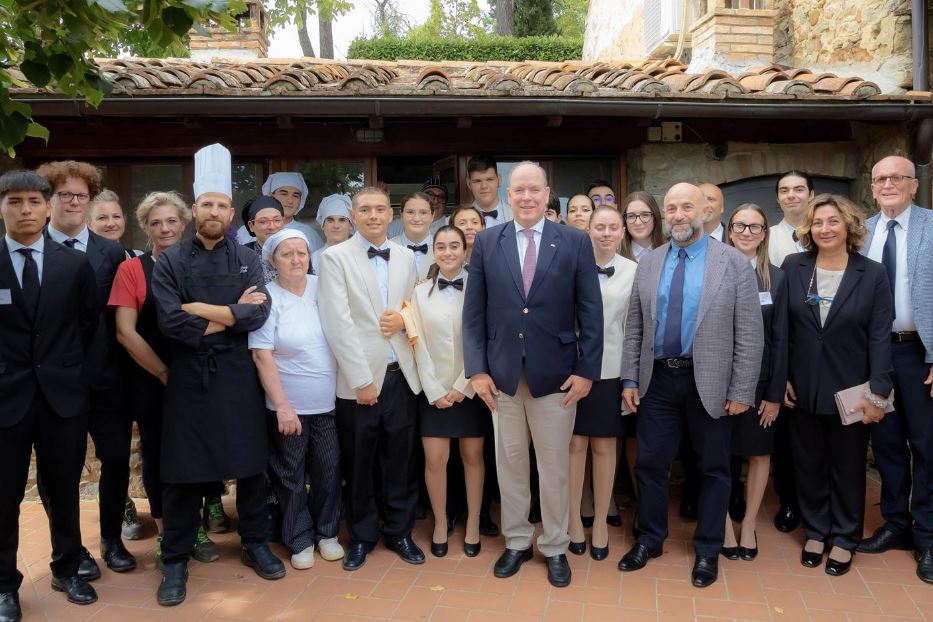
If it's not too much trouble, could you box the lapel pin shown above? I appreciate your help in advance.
[549,243,556,248]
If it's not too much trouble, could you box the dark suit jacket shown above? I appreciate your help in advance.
[0,237,99,426]
[757,265,789,404]
[781,252,893,415]
[462,219,603,397]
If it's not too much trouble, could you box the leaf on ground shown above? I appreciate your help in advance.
[343,593,359,600]
[430,585,445,591]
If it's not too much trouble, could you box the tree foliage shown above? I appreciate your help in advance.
[1,0,243,157]
[348,33,582,62]
[552,0,586,38]
[370,0,410,38]
[410,0,490,38]
[513,0,556,36]
[264,0,353,57]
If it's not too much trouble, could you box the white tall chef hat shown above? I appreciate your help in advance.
[192,143,232,201]
[261,172,309,215]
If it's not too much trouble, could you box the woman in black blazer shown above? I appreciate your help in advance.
[722,204,788,562]
[782,194,893,577]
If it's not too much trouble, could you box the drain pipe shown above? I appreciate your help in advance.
[912,0,932,207]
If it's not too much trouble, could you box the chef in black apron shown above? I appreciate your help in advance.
[151,144,285,607]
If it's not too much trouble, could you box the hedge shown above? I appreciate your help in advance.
[347,35,583,62]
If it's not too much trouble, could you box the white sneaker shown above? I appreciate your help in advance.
[317,538,344,561]
[290,545,315,570]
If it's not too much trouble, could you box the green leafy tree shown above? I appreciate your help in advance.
[370,0,410,38]
[410,0,489,38]
[552,0,586,38]
[1,0,243,157]
[513,0,556,36]
[265,0,353,58]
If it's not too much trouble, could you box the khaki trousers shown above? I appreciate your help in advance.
[494,372,576,557]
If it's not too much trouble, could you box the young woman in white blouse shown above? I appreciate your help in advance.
[409,226,491,559]
[619,192,665,263]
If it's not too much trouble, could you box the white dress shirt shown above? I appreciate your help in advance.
[396,231,432,272]
[631,242,652,263]
[477,200,507,228]
[515,217,544,271]
[710,222,725,242]
[353,232,397,363]
[47,224,89,253]
[5,234,45,285]
[867,207,916,332]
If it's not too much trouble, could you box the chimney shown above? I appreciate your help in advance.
[688,0,777,73]
[189,0,269,60]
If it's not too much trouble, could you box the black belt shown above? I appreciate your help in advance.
[387,362,401,372]
[655,357,693,369]
[892,331,920,343]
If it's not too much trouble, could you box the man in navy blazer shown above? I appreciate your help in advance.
[858,155,933,584]
[463,161,603,588]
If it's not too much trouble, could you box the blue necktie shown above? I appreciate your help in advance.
[882,220,897,318]
[663,248,687,358]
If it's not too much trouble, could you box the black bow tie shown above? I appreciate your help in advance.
[484,210,498,220]
[438,277,464,291]
[367,246,390,261]
[407,243,428,254]
[596,265,615,278]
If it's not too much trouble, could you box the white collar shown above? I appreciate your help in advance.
[878,206,911,230]
[475,199,504,215]
[514,217,545,236]
[47,224,89,246]
[5,234,45,254]
[399,231,432,247]
[354,231,390,250]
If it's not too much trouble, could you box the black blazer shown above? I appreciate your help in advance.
[781,252,893,415]
[757,264,789,404]
[0,237,99,426]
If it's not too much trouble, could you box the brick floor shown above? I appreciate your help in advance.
[14,479,932,621]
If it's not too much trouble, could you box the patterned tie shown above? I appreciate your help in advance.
[17,248,40,313]
[521,228,537,297]
[663,248,688,358]
[63,238,78,249]
[882,220,897,318]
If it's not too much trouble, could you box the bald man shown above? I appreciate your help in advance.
[699,183,725,241]
[619,183,762,588]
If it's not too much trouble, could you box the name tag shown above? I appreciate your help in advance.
[759,291,772,306]
[0,289,11,305]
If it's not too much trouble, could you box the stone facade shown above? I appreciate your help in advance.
[690,8,778,72]
[189,0,269,61]
[582,0,646,60]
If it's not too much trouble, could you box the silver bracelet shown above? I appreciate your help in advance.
[863,390,890,409]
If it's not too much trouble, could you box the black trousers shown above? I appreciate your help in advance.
[771,407,798,510]
[161,474,268,563]
[871,340,933,547]
[336,369,418,545]
[87,392,133,541]
[790,410,869,551]
[130,378,164,518]
[0,391,87,591]
[635,364,732,558]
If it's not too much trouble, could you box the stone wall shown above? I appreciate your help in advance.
[582,0,646,60]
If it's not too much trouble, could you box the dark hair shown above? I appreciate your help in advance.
[618,191,665,260]
[0,170,52,202]
[775,170,814,194]
[568,193,595,209]
[448,204,486,234]
[400,192,433,212]
[35,160,102,197]
[467,155,499,176]
[546,192,560,213]
[427,225,467,296]
[586,179,614,195]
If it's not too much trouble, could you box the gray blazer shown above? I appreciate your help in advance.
[621,237,764,418]
[863,205,933,364]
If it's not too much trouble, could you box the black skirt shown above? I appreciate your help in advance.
[573,378,625,438]
[419,394,492,438]
[730,383,774,457]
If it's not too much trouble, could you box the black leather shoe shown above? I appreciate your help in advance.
[825,552,853,577]
[729,493,747,523]
[857,526,914,554]
[606,514,622,528]
[691,556,719,587]
[479,513,499,537]
[774,505,800,533]
[801,547,824,568]
[0,591,21,622]
[156,562,187,606]
[545,554,571,587]
[739,532,758,561]
[720,546,740,561]
[50,575,98,605]
[618,543,662,571]
[568,541,586,556]
[342,542,373,571]
[386,536,425,565]
[463,541,481,558]
[76,548,101,582]
[580,515,594,528]
[493,548,533,578]
[590,544,609,561]
[430,541,448,558]
[679,499,697,521]
[240,543,286,580]
[916,549,933,584]
[101,537,137,572]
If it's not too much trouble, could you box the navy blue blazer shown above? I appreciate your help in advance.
[462,219,603,397]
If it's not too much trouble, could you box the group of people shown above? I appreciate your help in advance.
[0,147,931,621]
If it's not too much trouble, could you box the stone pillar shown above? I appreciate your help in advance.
[689,6,778,72]
[189,0,269,60]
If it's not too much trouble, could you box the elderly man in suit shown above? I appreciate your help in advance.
[619,183,762,588]
[463,161,603,588]
[317,186,424,572]
[858,155,933,583]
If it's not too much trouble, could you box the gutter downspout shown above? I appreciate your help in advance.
[912,0,932,207]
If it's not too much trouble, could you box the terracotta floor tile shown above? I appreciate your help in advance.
[542,599,583,622]
[440,588,511,611]
[618,575,658,610]
[583,604,657,622]
[866,582,924,618]
[656,594,694,622]
[801,591,882,615]
[86,605,165,622]
[508,581,550,616]
[429,606,470,622]
[391,585,444,621]
[693,597,771,621]
[465,611,541,622]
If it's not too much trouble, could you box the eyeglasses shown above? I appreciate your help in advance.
[805,267,834,308]
[252,217,283,227]
[56,191,90,204]
[624,212,652,224]
[730,222,765,235]
[592,195,615,204]
[871,174,915,186]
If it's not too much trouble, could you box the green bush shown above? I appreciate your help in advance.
[347,34,583,62]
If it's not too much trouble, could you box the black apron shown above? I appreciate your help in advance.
[160,239,268,484]
[124,253,169,407]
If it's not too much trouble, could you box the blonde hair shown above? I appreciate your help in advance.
[135,191,190,231]
[797,193,867,255]
[725,203,771,291]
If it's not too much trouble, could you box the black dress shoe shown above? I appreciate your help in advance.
[430,541,448,558]
[590,544,609,561]
[342,542,373,571]
[691,556,719,587]
[568,541,586,556]
[825,553,853,577]
[386,536,425,565]
[463,541,481,557]
[0,591,21,622]
[50,575,98,605]
[157,561,187,606]
[76,548,101,582]
[101,537,137,572]
[679,499,697,521]
[720,546,740,561]
[493,548,533,578]
[857,526,914,554]
[606,514,622,528]
[580,515,594,528]
[546,554,571,587]
[240,543,286,580]
[729,493,747,523]
[774,505,800,533]
[801,548,824,568]
[618,543,662,571]
[916,548,933,584]
[479,513,499,537]
[739,532,758,561]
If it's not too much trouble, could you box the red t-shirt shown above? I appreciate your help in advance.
[108,256,147,312]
